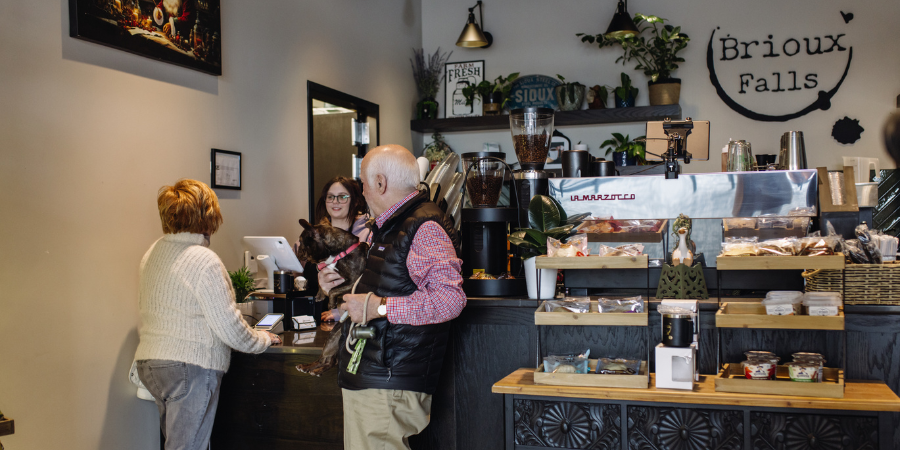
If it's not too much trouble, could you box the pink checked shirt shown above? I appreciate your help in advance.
[368,191,466,326]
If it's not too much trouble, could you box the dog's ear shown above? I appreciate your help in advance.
[299,219,312,231]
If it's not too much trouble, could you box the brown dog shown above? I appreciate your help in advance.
[293,219,368,376]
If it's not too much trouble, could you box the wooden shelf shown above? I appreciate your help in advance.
[715,363,844,398]
[410,105,682,133]
[716,254,845,271]
[535,301,648,326]
[0,418,13,436]
[492,368,900,412]
[534,360,649,389]
[715,303,844,330]
[535,255,648,269]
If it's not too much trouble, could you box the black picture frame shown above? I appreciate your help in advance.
[211,149,241,190]
[69,0,222,76]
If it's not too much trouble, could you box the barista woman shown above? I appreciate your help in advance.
[134,179,280,450]
[295,176,371,321]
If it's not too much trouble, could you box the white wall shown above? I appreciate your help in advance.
[420,0,899,173]
[0,1,421,449]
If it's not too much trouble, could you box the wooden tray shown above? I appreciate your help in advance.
[715,363,844,398]
[535,360,649,389]
[535,301,648,326]
[578,219,668,243]
[535,255,648,270]
[716,254,845,271]
[715,303,844,330]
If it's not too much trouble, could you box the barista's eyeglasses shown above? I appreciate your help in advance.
[326,194,350,204]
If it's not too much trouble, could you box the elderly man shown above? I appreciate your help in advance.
[319,145,465,450]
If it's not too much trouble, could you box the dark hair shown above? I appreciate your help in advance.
[314,176,367,225]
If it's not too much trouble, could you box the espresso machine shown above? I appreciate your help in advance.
[460,152,526,297]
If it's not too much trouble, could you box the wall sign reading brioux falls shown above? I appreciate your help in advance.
[706,11,854,122]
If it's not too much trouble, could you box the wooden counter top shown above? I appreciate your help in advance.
[492,368,900,412]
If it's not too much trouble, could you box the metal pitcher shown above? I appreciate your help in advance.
[779,131,807,170]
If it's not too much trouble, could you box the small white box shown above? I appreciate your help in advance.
[292,315,317,330]
[655,343,696,390]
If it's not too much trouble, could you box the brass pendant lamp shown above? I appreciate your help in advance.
[456,1,493,48]
[604,0,639,38]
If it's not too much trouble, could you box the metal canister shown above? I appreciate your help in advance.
[662,313,693,347]
[273,270,293,294]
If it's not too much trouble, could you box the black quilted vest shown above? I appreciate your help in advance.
[337,190,461,394]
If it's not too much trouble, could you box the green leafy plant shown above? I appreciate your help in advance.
[229,266,257,304]
[410,48,453,99]
[614,73,639,102]
[601,133,646,163]
[595,85,612,105]
[462,72,520,107]
[556,74,585,106]
[508,195,590,259]
[578,14,690,82]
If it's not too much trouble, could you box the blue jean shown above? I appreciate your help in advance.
[136,360,225,450]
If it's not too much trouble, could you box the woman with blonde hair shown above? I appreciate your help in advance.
[134,179,280,450]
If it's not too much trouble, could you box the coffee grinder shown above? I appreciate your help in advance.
[460,152,526,297]
[509,108,555,260]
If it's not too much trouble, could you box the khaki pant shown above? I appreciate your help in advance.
[341,388,432,450]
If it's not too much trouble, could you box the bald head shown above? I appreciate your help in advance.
[360,145,421,217]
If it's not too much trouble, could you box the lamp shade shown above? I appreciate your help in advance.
[604,1,639,38]
[456,13,489,47]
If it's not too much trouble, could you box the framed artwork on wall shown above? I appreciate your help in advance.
[211,149,241,190]
[445,60,484,118]
[69,0,222,75]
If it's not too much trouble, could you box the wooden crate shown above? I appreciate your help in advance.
[843,262,900,305]
[716,254,845,271]
[715,363,844,398]
[534,360,649,389]
[535,254,648,270]
[715,303,844,330]
[535,301,648,326]
[578,219,668,243]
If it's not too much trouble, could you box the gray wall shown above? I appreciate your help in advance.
[0,1,421,449]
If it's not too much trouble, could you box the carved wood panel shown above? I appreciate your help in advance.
[627,405,743,450]
[750,412,878,450]
[513,399,621,448]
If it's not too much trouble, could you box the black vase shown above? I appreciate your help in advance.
[612,151,637,166]
[483,91,503,116]
[417,97,438,120]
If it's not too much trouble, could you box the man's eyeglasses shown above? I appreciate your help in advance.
[326,194,351,204]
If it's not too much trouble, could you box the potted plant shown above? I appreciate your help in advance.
[462,72,520,115]
[229,266,257,315]
[555,74,585,111]
[586,85,612,109]
[410,48,452,120]
[578,14,690,105]
[614,73,639,108]
[508,195,589,298]
[601,132,646,166]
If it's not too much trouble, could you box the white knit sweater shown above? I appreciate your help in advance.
[134,232,271,371]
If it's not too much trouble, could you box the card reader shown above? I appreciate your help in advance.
[254,313,284,334]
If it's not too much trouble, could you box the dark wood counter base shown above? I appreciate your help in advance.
[494,369,900,449]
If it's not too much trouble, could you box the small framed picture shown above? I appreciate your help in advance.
[545,132,571,169]
[211,149,241,190]
[445,60,484,118]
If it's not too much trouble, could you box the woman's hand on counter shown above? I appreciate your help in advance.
[321,309,339,322]
[266,332,282,345]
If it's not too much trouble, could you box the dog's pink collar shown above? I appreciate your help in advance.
[317,242,361,271]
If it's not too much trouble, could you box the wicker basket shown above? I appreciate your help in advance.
[804,262,900,305]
